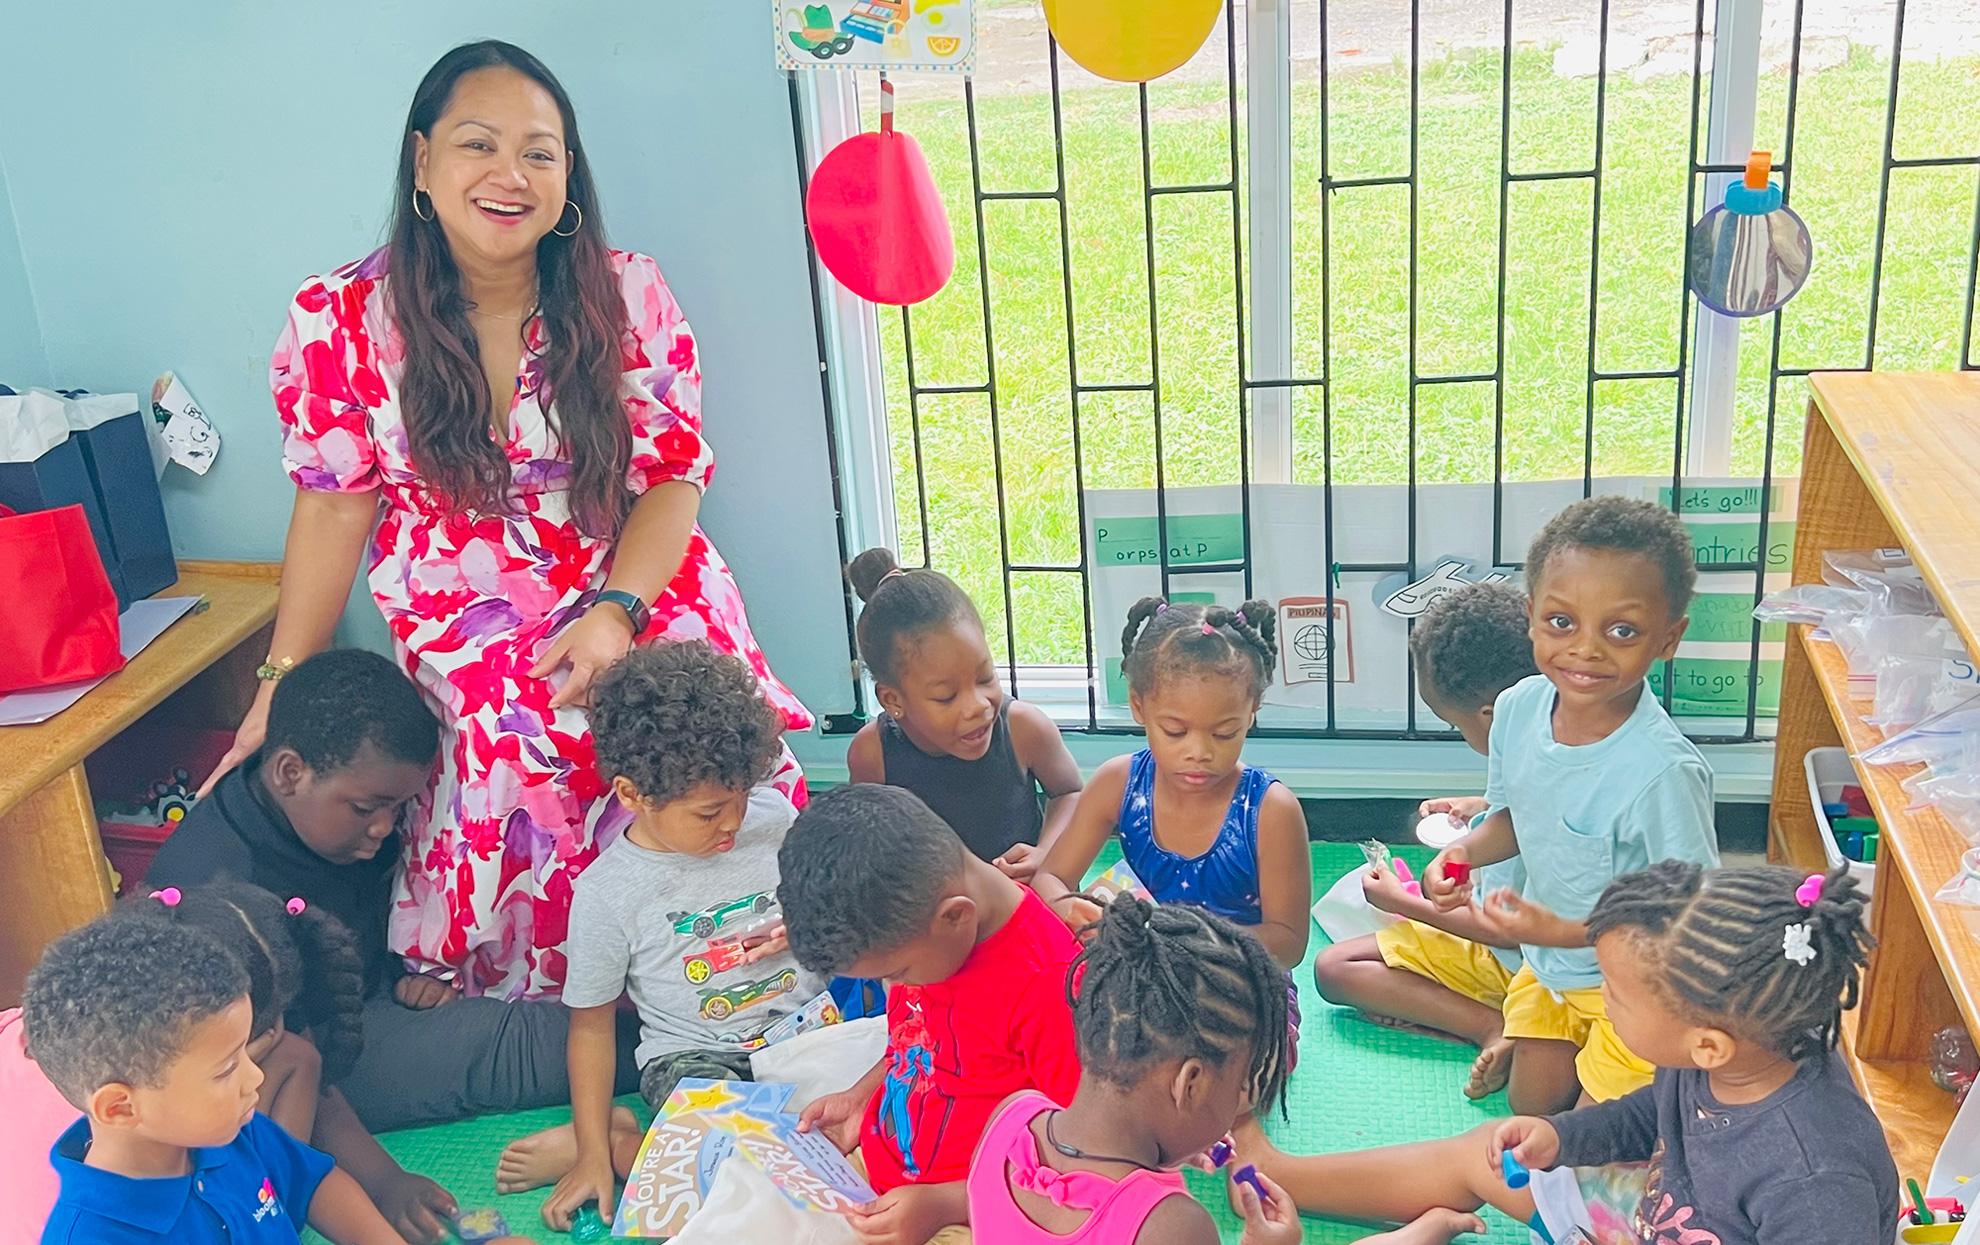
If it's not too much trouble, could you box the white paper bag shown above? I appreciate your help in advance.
[1311,865,1401,945]
[0,389,70,462]
[667,1155,861,1245]
[750,1016,888,1115]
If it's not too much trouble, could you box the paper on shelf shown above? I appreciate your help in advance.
[0,596,202,726]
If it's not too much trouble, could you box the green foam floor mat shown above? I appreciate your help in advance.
[317,843,1528,1244]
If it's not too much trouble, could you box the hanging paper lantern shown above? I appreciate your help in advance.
[1043,0,1222,84]
[806,80,955,306]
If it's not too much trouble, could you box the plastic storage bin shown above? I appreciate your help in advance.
[1804,746,1876,914]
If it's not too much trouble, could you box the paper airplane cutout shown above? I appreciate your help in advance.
[1378,559,1513,620]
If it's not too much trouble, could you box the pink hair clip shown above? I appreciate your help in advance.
[286,897,307,916]
[1156,603,1168,613]
[1795,874,1823,908]
[154,887,182,908]
[1201,621,1215,635]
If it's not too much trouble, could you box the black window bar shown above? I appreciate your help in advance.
[794,0,1980,744]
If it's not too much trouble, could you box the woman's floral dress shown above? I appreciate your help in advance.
[272,247,811,1000]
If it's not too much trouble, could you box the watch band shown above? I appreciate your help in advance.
[594,589,651,636]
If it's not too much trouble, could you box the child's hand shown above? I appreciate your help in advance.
[395,971,460,1010]
[1487,1116,1561,1173]
[1419,795,1490,822]
[741,922,789,964]
[540,1154,616,1232]
[1234,1169,1303,1245]
[1424,847,1473,912]
[368,1169,457,1244]
[1476,891,1584,948]
[992,842,1045,881]
[1360,862,1415,915]
[1052,892,1105,933]
[796,1086,869,1154]
[842,1182,967,1245]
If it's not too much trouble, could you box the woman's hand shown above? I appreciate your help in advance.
[532,605,637,710]
[200,681,276,797]
[395,971,462,1010]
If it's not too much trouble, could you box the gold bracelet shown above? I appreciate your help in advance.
[256,656,298,683]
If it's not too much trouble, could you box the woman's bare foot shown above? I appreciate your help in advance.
[1463,1036,1515,1100]
[1360,1207,1489,1244]
[494,1105,643,1194]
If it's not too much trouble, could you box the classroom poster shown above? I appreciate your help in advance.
[774,0,977,73]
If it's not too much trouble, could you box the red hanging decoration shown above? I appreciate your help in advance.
[805,78,954,306]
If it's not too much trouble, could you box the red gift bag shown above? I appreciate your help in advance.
[0,503,125,693]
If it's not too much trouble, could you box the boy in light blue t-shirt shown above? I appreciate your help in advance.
[1426,496,1719,1113]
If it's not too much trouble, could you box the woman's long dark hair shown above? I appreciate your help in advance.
[389,40,631,538]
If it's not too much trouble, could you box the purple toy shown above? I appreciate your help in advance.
[1232,1163,1269,1202]
[1208,1138,1235,1169]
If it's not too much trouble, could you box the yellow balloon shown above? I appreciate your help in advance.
[1044,0,1223,83]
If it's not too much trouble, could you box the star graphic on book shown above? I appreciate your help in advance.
[668,1081,746,1116]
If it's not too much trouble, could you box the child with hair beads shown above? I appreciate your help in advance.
[23,914,422,1244]
[1423,496,1719,1112]
[969,896,1485,1245]
[516,640,823,1231]
[1236,863,1898,1245]
[1033,599,1313,973]
[845,548,1084,880]
[1,881,369,1245]
[1313,582,1534,1100]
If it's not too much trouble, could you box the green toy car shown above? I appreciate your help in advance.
[668,891,775,941]
[699,969,799,1021]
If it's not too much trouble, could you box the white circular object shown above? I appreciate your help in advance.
[1415,813,1469,849]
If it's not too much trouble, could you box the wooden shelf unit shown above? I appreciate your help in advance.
[1769,372,1980,1181]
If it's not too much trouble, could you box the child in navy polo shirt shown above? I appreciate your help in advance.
[24,914,405,1245]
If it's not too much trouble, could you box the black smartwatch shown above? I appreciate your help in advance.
[594,589,651,636]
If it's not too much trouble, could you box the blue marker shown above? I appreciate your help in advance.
[1501,1150,1531,1189]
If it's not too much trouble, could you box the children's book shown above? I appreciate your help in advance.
[1084,860,1152,904]
[612,1079,876,1238]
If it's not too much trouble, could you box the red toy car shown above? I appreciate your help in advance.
[682,935,749,984]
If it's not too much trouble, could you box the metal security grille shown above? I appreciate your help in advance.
[792,0,1980,742]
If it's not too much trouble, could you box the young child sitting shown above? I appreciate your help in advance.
[1,880,367,1244]
[148,648,617,1241]
[1423,496,1719,1111]
[1236,863,1899,1245]
[845,547,1084,880]
[1312,582,1534,1101]
[781,783,1085,1245]
[1032,601,1312,1056]
[970,896,1484,1245]
[529,640,824,1231]
[23,911,409,1245]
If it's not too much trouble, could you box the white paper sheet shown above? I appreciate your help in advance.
[0,596,203,726]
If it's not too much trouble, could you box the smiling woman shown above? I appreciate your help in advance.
[205,41,811,1003]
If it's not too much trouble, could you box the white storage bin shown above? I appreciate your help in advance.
[1804,746,1876,911]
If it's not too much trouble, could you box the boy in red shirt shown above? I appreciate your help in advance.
[781,784,1082,1245]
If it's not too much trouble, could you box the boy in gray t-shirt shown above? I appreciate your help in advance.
[523,641,822,1232]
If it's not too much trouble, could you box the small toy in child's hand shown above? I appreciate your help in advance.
[452,1209,510,1243]
[1358,839,1393,869]
[1231,1163,1268,1202]
[1500,1150,1531,1189]
[1443,860,1473,886]
[569,1204,610,1242]
[1388,857,1423,898]
[1207,1137,1235,1169]
[1415,812,1469,849]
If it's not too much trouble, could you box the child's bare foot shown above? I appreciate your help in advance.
[1360,1207,1488,1244]
[1464,1036,1515,1099]
[494,1105,643,1194]
[1358,1011,1461,1043]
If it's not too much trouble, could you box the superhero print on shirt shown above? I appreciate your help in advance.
[876,989,961,1180]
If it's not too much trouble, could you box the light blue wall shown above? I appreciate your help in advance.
[0,161,50,389]
[0,1,856,715]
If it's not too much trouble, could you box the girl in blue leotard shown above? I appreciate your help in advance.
[1035,598,1313,974]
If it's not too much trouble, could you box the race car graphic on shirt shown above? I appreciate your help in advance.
[699,969,799,1020]
[669,890,777,940]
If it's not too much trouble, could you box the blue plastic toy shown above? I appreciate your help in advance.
[1501,1150,1531,1189]
[453,1209,510,1243]
[1232,1163,1269,1202]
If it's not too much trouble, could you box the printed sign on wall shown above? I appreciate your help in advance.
[775,0,977,73]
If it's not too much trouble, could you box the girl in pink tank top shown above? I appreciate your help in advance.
[965,897,1303,1245]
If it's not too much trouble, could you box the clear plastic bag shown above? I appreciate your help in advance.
[1752,583,1869,627]
[1860,694,1980,768]
[1937,846,1980,906]
[1864,616,1964,733]
[1823,547,1940,617]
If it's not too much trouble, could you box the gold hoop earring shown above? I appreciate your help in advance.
[412,188,435,222]
[552,201,582,237]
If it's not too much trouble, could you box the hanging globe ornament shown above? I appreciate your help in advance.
[1686,150,1813,318]
[806,76,956,306]
[1043,0,1223,84]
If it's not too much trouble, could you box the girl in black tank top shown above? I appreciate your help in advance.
[845,548,1084,877]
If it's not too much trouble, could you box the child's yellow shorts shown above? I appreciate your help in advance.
[1500,965,1654,1101]
[1374,920,1517,1009]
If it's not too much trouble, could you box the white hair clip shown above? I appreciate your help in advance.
[1783,923,1816,966]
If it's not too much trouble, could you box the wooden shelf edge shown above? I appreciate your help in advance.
[1841,1005,1959,1180]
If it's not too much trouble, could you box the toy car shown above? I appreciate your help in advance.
[682,935,751,984]
[699,969,799,1021]
[668,891,776,940]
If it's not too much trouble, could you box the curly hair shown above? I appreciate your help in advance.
[1072,897,1290,1118]
[777,784,965,976]
[150,880,368,1085]
[591,641,786,806]
[1409,581,1538,709]
[1120,598,1278,702]
[1587,861,1872,1062]
[22,916,249,1109]
[266,648,440,775]
[1526,495,1697,620]
[847,546,986,687]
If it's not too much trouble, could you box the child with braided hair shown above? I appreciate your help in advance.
[1235,862,1898,1245]
[1034,598,1313,973]
[967,895,1485,1245]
